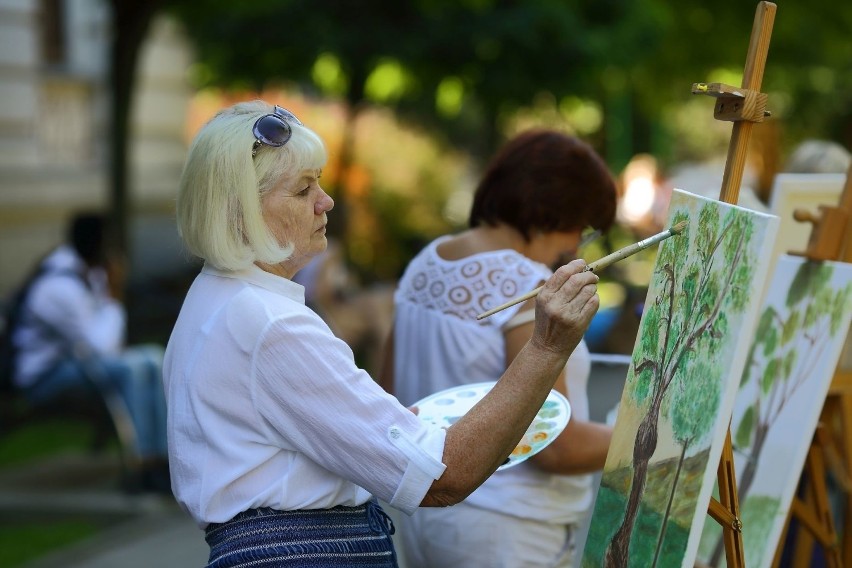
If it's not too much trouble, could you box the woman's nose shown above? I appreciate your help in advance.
[315,189,334,215]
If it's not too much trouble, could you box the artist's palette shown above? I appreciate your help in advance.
[413,382,571,471]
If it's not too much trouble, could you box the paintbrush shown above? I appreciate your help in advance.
[476,220,689,320]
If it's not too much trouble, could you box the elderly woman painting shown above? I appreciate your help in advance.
[165,100,600,567]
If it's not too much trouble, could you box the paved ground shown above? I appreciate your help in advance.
[3,358,629,568]
[0,453,207,568]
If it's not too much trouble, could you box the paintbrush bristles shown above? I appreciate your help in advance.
[670,220,688,234]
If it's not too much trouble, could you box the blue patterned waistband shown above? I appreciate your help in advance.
[204,500,397,567]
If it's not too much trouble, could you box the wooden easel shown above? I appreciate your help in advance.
[769,162,852,567]
[692,2,777,566]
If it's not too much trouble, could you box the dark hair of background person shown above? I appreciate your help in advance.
[469,130,618,239]
[68,212,108,267]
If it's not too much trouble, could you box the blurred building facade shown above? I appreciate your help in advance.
[0,0,194,300]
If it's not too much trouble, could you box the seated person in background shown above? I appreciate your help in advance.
[380,130,617,568]
[11,212,168,492]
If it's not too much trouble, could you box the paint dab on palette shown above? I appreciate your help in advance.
[413,382,571,470]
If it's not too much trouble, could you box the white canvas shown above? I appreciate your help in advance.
[581,189,778,568]
[697,255,852,567]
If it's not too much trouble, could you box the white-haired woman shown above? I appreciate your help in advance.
[165,100,601,568]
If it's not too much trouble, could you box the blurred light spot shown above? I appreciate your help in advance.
[365,60,410,103]
[436,77,465,118]
[619,154,659,224]
[559,96,603,135]
[312,53,347,96]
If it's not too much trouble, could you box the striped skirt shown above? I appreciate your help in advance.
[204,500,398,567]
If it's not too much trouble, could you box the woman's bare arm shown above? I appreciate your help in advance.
[502,307,612,475]
[421,261,599,506]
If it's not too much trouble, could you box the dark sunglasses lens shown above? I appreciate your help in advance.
[255,115,292,146]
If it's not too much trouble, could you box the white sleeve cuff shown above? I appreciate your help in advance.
[386,424,447,515]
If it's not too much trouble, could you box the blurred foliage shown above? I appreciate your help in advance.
[167,0,851,160]
[164,0,851,281]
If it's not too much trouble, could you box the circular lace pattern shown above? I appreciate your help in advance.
[399,238,549,325]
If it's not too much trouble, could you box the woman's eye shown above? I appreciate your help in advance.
[298,187,310,196]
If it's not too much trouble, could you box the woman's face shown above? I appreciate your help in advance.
[260,168,334,278]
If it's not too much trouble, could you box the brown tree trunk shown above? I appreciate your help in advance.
[605,397,662,567]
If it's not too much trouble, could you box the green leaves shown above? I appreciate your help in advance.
[735,406,755,449]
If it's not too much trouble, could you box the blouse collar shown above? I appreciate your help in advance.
[202,263,306,304]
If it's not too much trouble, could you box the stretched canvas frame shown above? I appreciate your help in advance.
[581,189,778,568]
[697,255,852,567]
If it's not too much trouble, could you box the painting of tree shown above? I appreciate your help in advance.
[652,360,721,566]
[581,189,778,568]
[698,256,852,567]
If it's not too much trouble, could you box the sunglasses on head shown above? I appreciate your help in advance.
[251,106,303,157]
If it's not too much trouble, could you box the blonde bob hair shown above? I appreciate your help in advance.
[177,100,328,271]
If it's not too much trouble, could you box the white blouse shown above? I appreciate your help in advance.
[393,237,594,524]
[164,264,447,528]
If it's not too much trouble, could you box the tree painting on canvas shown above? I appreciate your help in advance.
[698,255,852,567]
[581,189,778,568]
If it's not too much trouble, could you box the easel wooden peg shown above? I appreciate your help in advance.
[789,161,852,261]
[691,82,771,123]
[692,2,777,566]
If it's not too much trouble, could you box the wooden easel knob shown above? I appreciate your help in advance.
[792,208,820,225]
[691,82,770,123]
[791,205,848,261]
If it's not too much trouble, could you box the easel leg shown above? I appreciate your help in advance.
[837,392,852,566]
[773,424,843,568]
[707,430,746,567]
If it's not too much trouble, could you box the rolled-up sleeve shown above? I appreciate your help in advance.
[387,424,446,513]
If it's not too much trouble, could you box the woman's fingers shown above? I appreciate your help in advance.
[533,259,600,354]
[540,260,599,309]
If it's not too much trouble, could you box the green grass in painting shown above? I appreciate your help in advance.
[584,450,712,567]
[741,495,781,566]
[0,520,100,567]
[584,484,689,567]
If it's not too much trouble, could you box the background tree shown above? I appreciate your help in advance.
[107,0,162,255]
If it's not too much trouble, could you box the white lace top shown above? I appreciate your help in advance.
[393,236,594,524]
